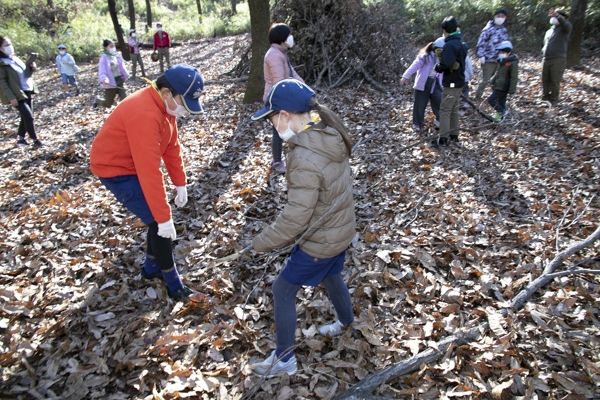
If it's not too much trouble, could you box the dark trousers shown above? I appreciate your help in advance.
[487,89,508,114]
[413,77,442,128]
[272,272,353,357]
[271,126,283,163]
[146,222,174,271]
[96,76,127,108]
[16,91,37,140]
[541,57,566,103]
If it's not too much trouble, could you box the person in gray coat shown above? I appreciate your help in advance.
[542,7,572,104]
[249,79,356,378]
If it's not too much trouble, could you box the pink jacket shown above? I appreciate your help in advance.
[98,54,129,89]
[263,43,304,102]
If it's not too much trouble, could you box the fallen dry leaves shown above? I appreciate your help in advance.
[0,34,599,399]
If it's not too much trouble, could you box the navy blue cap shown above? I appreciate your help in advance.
[164,64,204,114]
[252,79,315,120]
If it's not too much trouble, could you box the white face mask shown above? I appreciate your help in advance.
[3,45,14,56]
[108,47,117,54]
[550,17,559,25]
[498,53,508,61]
[157,28,162,33]
[59,50,66,55]
[285,35,294,48]
[131,33,136,38]
[494,17,505,25]
[165,94,190,118]
[275,113,296,141]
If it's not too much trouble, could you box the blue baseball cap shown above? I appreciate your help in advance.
[434,37,445,49]
[164,64,204,114]
[252,79,316,120]
[57,44,67,49]
[496,40,513,51]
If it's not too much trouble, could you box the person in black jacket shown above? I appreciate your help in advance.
[434,16,466,146]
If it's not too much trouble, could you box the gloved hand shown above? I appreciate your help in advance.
[174,186,188,208]
[103,77,110,84]
[479,57,486,64]
[158,219,176,240]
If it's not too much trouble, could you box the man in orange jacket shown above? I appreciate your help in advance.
[90,64,204,301]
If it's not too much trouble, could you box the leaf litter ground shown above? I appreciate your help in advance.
[0,34,599,399]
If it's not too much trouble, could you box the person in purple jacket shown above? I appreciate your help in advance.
[400,37,444,133]
[94,39,129,108]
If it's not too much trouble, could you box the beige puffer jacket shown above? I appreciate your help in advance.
[253,124,356,258]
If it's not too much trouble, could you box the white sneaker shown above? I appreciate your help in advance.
[318,320,344,337]
[251,350,298,377]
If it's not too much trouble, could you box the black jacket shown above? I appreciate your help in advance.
[434,33,466,88]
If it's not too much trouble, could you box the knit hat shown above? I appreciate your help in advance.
[496,40,513,51]
[164,64,204,114]
[494,8,508,16]
[252,79,315,120]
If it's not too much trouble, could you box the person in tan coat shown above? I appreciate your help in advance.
[263,23,304,174]
[249,79,356,378]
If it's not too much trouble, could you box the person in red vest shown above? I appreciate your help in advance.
[153,23,170,73]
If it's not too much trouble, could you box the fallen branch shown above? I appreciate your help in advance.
[333,224,600,399]
[360,68,386,93]
[462,94,496,122]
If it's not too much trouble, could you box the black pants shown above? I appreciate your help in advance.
[487,89,508,114]
[271,126,283,163]
[413,77,442,128]
[146,222,174,271]
[16,91,37,140]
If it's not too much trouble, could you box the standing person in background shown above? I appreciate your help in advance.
[153,23,170,73]
[434,16,467,147]
[263,23,304,174]
[94,39,129,108]
[474,8,509,101]
[462,40,474,107]
[249,79,355,377]
[55,44,80,98]
[128,29,147,79]
[90,64,206,302]
[400,37,444,133]
[541,8,572,104]
[0,36,43,147]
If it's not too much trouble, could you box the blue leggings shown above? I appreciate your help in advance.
[272,273,353,357]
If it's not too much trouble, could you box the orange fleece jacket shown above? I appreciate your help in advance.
[90,86,186,224]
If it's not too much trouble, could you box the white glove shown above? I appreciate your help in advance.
[158,219,176,240]
[479,57,486,64]
[174,186,188,208]
[103,77,110,83]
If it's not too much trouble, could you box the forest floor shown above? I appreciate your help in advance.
[1,34,599,400]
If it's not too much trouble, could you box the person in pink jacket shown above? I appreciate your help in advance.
[263,23,304,174]
[94,39,129,108]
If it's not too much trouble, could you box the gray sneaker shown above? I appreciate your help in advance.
[251,350,298,378]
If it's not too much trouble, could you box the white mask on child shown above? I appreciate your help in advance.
[498,53,508,61]
[59,50,66,55]
[3,45,14,56]
[285,35,294,48]
[275,113,296,141]
[550,17,559,25]
[165,94,190,118]
[131,33,136,38]
[494,17,505,25]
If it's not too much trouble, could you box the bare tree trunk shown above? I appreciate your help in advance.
[567,0,587,67]
[231,0,237,15]
[145,0,153,30]
[243,0,270,104]
[108,0,131,61]
[128,0,136,31]
[196,0,202,21]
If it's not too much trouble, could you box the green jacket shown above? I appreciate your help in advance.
[490,54,518,94]
[0,57,39,105]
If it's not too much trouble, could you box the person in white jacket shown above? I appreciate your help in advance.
[55,44,79,98]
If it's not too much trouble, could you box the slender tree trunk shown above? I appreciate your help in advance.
[196,0,202,22]
[231,0,237,15]
[243,0,270,104]
[128,0,136,31]
[567,0,587,67]
[108,0,131,61]
[145,0,153,29]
